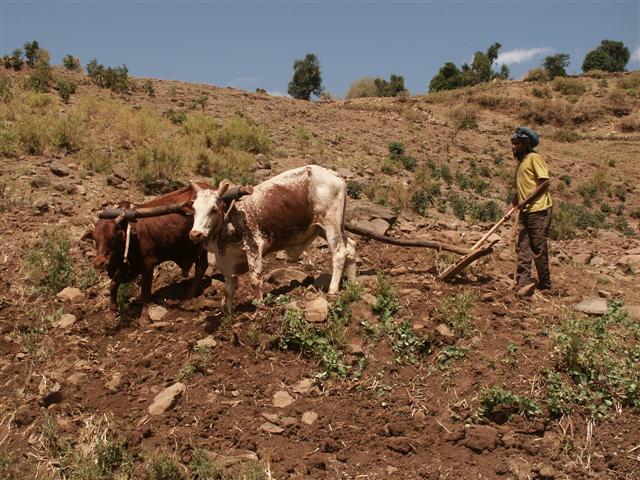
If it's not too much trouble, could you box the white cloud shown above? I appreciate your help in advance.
[631,46,640,64]
[496,47,553,65]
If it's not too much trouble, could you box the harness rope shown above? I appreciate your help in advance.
[124,222,132,264]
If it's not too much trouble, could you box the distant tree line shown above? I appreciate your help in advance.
[2,38,633,102]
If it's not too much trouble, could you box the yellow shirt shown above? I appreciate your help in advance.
[516,152,553,213]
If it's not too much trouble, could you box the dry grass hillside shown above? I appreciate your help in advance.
[1,63,640,480]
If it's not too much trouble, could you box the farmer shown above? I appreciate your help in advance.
[510,127,553,297]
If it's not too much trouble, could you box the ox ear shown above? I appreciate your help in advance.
[181,200,195,216]
[190,180,203,193]
[218,179,231,198]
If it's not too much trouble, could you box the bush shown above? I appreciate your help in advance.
[524,67,548,82]
[25,49,52,92]
[148,454,185,480]
[62,54,81,71]
[619,118,640,132]
[618,71,640,90]
[164,108,187,125]
[26,228,76,294]
[471,200,501,223]
[130,142,184,190]
[215,115,270,154]
[552,77,586,96]
[23,40,40,67]
[411,181,441,215]
[346,180,363,199]
[550,301,639,417]
[374,74,407,97]
[56,78,76,104]
[551,128,581,143]
[476,387,541,423]
[16,114,50,155]
[543,53,570,79]
[4,49,24,70]
[346,77,379,99]
[434,292,475,337]
[52,112,84,153]
[86,59,130,93]
[0,75,12,102]
[551,202,608,239]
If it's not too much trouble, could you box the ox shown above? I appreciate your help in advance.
[83,185,209,322]
[188,166,357,312]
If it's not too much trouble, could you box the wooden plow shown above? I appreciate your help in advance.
[345,222,499,282]
[349,182,549,281]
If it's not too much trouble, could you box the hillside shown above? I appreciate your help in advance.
[1,64,640,479]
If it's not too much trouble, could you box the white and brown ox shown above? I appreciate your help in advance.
[188,166,356,312]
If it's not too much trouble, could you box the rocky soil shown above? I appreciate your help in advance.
[1,67,639,479]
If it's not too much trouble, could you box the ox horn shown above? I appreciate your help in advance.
[190,180,203,193]
[113,212,126,226]
[218,179,231,197]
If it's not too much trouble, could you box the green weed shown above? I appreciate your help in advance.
[433,292,475,338]
[476,386,541,423]
[25,228,76,294]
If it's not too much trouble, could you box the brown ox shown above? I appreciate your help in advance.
[83,185,210,322]
[189,166,357,312]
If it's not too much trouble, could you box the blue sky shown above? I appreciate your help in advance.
[1,0,639,97]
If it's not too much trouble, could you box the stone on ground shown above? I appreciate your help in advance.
[272,390,294,408]
[148,383,185,415]
[573,298,608,315]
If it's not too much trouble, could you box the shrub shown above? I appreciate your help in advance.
[143,79,155,96]
[278,307,349,378]
[387,141,405,158]
[215,115,270,154]
[451,194,469,220]
[411,181,441,215]
[164,108,187,125]
[551,128,581,143]
[550,301,639,417]
[476,387,541,423]
[0,75,12,102]
[531,86,551,98]
[207,148,256,186]
[56,78,76,104]
[0,128,18,157]
[471,200,501,223]
[130,142,183,191]
[551,202,608,239]
[619,118,640,132]
[524,67,548,82]
[25,49,52,92]
[86,59,130,93]
[552,77,586,96]
[26,228,76,294]
[346,77,379,99]
[543,53,570,79]
[62,54,81,71]
[618,71,640,90]
[148,454,185,480]
[374,74,407,97]
[16,114,50,155]
[434,292,475,337]
[52,112,84,153]
[23,40,40,67]
[449,106,479,143]
[4,48,24,70]
[346,180,363,199]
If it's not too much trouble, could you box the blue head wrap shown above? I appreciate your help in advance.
[511,126,539,148]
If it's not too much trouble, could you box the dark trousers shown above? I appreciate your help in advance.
[516,208,552,289]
